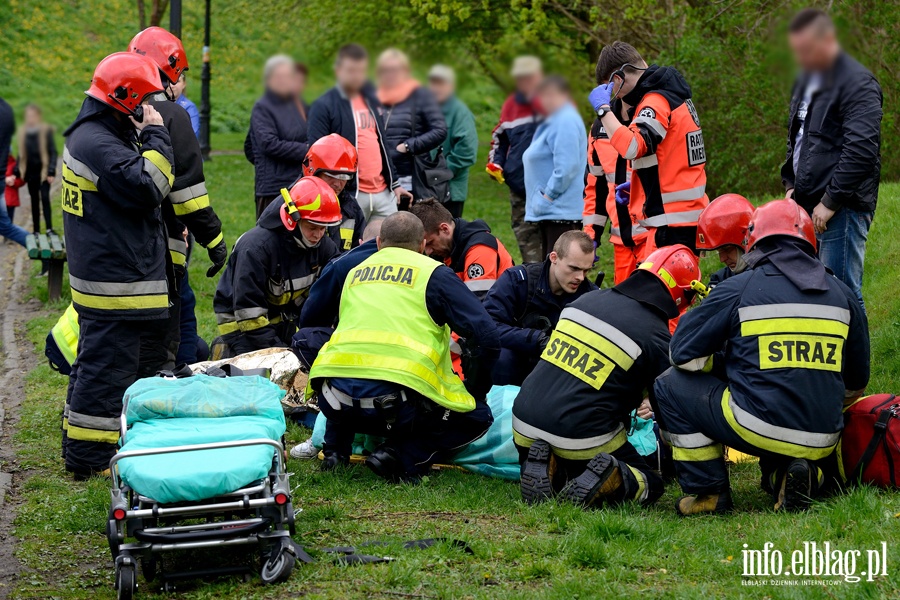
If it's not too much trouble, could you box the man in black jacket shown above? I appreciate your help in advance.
[782,9,882,310]
[307,44,411,221]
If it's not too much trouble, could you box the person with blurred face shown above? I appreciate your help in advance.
[428,65,478,218]
[248,54,311,218]
[376,49,447,200]
[171,73,200,138]
[483,230,597,386]
[522,75,587,259]
[782,8,882,311]
[308,44,412,220]
[486,56,544,263]
[15,104,57,237]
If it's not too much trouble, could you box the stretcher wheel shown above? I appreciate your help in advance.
[116,564,137,600]
[260,541,294,584]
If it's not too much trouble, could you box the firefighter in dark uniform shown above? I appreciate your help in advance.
[211,177,340,357]
[483,230,596,386]
[308,212,500,482]
[513,245,702,507]
[654,199,870,515]
[61,52,174,478]
[410,199,514,298]
[696,193,754,288]
[129,28,227,369]
[300,133,367,253]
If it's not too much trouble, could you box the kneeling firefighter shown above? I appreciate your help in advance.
[696,193,754,287]
[302,133,367,253]
[211,177,340,358]
[654,199,870,515]
[513,244,701,507]
[308,212,500,482]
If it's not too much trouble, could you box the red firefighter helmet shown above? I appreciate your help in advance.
[279,176,342,229]
[303,134,358,180]
[637,244,702,314]
[696,193,754,251]
[129,27,188,84]
[86,52,164,117]
[747,198,817,251]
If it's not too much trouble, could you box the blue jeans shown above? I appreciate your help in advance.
[0,187,28,247]
[817,207,872,311]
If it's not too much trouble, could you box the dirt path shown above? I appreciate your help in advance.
[0,219,48,598]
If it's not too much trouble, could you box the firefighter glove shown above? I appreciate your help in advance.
[206,240,228,277]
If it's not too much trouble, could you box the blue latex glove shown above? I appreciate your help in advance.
[592,240,600,263]
[588,82,616,112]
[615,181,631,205]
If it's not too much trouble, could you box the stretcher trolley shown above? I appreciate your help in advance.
[105,375,298,598]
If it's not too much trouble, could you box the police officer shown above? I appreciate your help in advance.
[308,212,500,482]
[212,177,340,357]
[483,230,596,386]
[129,27,227,367]
[409,199,514,298]
[696,194,754,287]
[654,199,870,515]
[513,245,701,506]
[61,52,174,477]
[301,133,367,253]
[583,116,649,284]
[589,42,709,254]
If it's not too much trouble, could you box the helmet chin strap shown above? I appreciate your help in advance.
[733,253,749,274]
[293,228,321,250]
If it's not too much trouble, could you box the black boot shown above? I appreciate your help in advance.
[366,445,417,483]
[775,459,822,512]
[519,440,557,505]
[320,449,349,472]
[560,452,625,509]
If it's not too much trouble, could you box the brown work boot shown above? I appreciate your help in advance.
[520,440,558,505]
[559,452,624,508]
[675,490,734,516]
[774,459,822,512]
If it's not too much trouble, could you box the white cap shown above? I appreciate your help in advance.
[510,55,542,77]
[428,64,456,85]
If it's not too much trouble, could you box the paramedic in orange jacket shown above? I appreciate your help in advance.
[588,41,708,254]
[583,118,650,284]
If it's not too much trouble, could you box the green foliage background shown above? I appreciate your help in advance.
[2,0,896,198]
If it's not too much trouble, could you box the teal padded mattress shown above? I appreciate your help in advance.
[116,375,287,504]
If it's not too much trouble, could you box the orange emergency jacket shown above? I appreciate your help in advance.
[446,218,514,297]
[583,119,648,247]
[608,66,709,230]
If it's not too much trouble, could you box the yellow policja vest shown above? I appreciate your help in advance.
[310,246,475,412]
[50,303,80,367]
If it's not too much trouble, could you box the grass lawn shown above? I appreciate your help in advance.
[9,134,900,599]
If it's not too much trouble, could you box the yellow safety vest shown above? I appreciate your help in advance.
[50,303,80,367]
[310,246,475,412]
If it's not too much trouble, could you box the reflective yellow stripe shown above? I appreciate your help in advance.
[66,424,120,444]
[511,428,627,460]
[71,289,168,311]
[758,334,844,372]
[541,331,616,391]
[169,250,186,266]
[238,315,270,332]
[172,193,210,216]
[217,321,240,335]
[741,317,849,338]
[672,443,723,462]
[62,163,97,191]
[554,320,635,370]
[142,149,174,186]
[721,389,837,460]
[328,330,444,370]
[314,350,474,412]
[206,232,224,248]
[626,465,648,502]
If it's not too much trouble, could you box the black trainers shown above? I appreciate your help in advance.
[320,450,349,472]
[675,490,734,516]
[520,440,557,505]
[775,459,821,512]
[559,452,623,508]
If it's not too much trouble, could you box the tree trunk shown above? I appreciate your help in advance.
[137,0,146,29]
[149,0,169,27]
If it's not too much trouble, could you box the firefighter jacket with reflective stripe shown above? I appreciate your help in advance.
[609,65,709,230]
[213,199,338,350]
[150,96,224,269]
[328,189,366,253]
[310,246,477,412]
[50,303,80,368]
[512,272,674,456]
[447,218,514,298]
[62,97,174,321]
[583,119,647,246]
[483,259,595,358]
[670,261,870,459]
